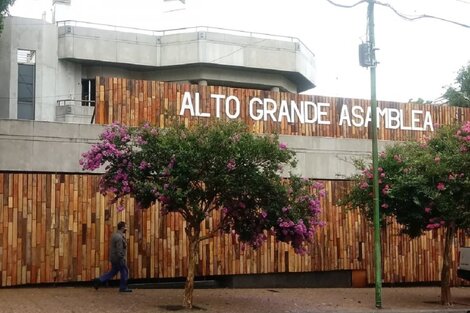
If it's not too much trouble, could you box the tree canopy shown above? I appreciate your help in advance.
[341,122,470,305]
[81,121,325,308]
[444,63,470,107]
[0,0,14,35]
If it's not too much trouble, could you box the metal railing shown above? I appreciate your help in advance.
[56,99,96,124]
[56,99,95,107]
[56,20,315,57]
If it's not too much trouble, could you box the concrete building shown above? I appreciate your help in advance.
[0,17,384,181]
[0,16,368,179]
[1,15,465,289]
[0,16,316,124]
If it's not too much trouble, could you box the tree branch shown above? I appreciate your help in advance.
[198,224,221,242]
[197,213,230,243]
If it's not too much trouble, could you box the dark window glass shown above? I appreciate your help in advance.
[17,63,35,120]
[81,79,96,106]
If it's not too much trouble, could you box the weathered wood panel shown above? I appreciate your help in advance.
[3,78,470,287]
[95,77,470,141]
[1,173,468,287]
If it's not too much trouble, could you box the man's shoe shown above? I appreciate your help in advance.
[93,278,101,290]
[119,288,133,293]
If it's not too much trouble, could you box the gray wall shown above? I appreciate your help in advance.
[0,119,102,173]
[0,18,14,119]
[280,134,390,179]
[0,17,81,121]
[0,119,391,179]
[0,17,317,123]
[58,23,315,92]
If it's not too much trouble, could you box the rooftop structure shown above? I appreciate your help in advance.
[0,17,316,123]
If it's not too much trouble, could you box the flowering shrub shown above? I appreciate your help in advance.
[79,123,134,203]
[271,177,326,254]
[82,122,326,250]
[340,123,470,305]
[456,121,470,152]
[341,123,470,236]
[81,121,326,307]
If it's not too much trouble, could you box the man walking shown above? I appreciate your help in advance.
[93,221,132,292]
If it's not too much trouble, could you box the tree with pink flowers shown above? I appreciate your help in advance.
[81,121,325,309]
[341,122,470,305]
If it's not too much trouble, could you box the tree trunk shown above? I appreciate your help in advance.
[183,226,200,309]
[440,224,455,305]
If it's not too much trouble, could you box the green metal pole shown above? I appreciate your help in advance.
[368,0,382,309]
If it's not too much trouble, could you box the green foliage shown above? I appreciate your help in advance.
[408,98,432,105]
[131,122,296,213]
[444,63,470,107]
[81,121,325,254]
[341,123,470,238]
[0,0,15,35]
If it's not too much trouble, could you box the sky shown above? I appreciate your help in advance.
[7,0,470,103]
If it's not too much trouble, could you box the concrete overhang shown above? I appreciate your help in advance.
[57,21,316,93]
[0,119,393,179]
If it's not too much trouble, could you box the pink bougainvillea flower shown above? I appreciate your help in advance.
[461,121,470,133]
[279,142,287,150]
[362,169,373,179]
[426,223,441,230]
[158,195,170,204]
[226,159,236,171]
[424,207,431,213]
[382,184,391,195]
[139,160,150,170]
[436,182,445,191]
[313,181,324,190]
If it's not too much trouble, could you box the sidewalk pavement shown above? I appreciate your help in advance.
[0,285,469,313]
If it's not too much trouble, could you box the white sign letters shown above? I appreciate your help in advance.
[179,91,434,132]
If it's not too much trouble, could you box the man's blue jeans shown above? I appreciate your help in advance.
[99,261,129,290]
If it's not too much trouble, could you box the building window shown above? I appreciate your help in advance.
[17,50,36,120]
[81,79,96,106]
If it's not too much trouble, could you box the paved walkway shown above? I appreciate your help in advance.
[0,286,469,313]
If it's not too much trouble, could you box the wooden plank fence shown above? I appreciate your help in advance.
[1,77,470,287]
[0,173,469,287]
[95,77,470,142]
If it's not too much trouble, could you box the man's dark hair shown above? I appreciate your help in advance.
[117,221,126,230]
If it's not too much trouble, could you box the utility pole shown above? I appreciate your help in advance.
[368,0,382,309]
[360,0,382,308]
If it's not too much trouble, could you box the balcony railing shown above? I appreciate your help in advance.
[56,20,315,57]
[56,99,95,107]
[56,99,96,124]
